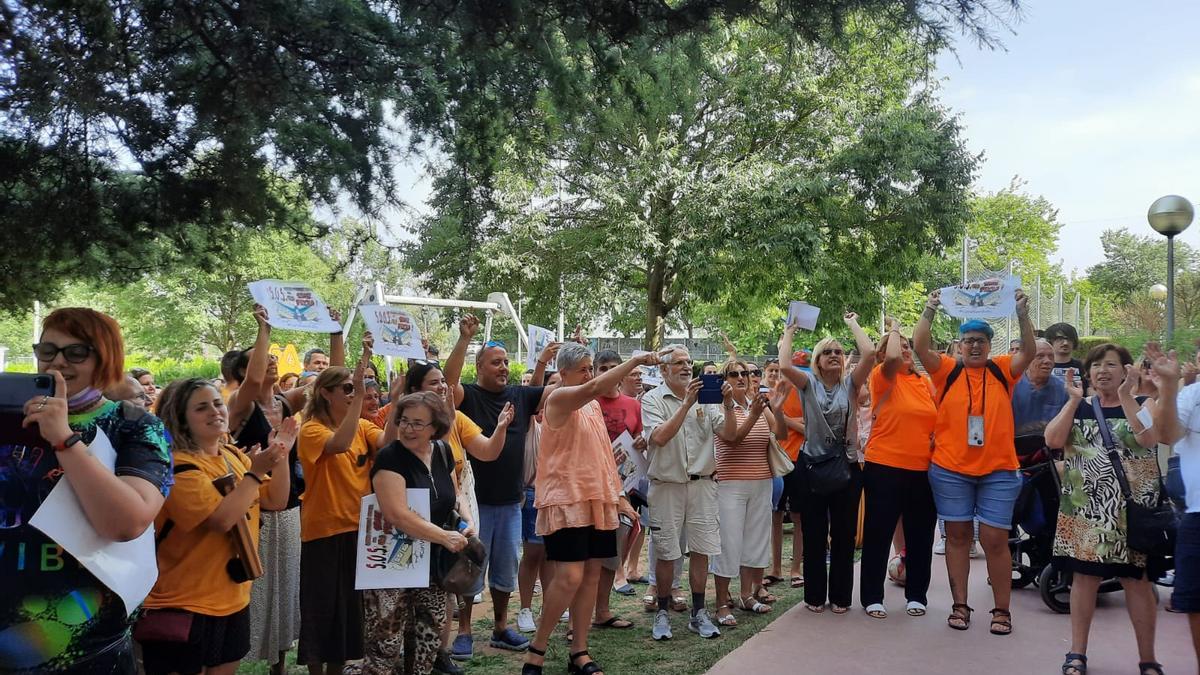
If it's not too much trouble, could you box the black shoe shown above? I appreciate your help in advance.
[432,648,464,674]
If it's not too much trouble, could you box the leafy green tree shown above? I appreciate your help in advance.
[1087,228,1199,303]
[1,0,1015,311]
[409,17,977,349]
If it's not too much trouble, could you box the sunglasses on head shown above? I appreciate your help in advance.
[821,348,844,356]
[410,358,441,368]
[484,340,505,349]
[33,342,94,363]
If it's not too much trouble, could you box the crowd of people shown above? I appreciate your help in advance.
[1,289,1196,675]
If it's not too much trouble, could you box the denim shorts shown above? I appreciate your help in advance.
[521,487,542,544]
[469,502,523,595]
[1173,512,1200,613]
[928,463,1023,530]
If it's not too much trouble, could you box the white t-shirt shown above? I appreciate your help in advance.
[1174,382,1200,513]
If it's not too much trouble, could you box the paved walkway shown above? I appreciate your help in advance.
[709,557,1194,675]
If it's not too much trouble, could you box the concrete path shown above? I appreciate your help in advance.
[709,558,1194,675]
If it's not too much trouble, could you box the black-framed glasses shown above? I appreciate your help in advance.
[327,382,355,395]
[33,342,94,363]
[397,418,432,431]
[961,338,988,347]
[820,348,844,356]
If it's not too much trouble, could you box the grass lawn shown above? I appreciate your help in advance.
[239,525,810,674]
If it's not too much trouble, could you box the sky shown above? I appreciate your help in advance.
[381,1,1200,278]
[934,0,1200,277]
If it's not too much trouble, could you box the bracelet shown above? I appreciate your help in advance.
[244,472,264,485]
[54,432,84,453]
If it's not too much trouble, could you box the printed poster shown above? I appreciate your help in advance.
[29,430,158,616]
[786,301,820,330]
[355,490,432,590]
[359,304,425,360]
[525,325,557,371]
[613,430,649,493]
[939,275,1021,319]
[632,350,664,388]
[248,279,342,333]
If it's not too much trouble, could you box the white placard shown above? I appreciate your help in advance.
[355,490,432,590]
[786,301,820,330]
[359,304,425,359]
[29,430,158,616]
[632,350,663,388]
[525,325,557,371]
[939,275,1022,319]
[248,279,342,333]
[613,430,648,493]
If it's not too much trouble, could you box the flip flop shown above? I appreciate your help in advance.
[763,575,784,587]
[612,583,637,596]
[592,616,633,629]
[627,576,649,584]
[790,576,805,588]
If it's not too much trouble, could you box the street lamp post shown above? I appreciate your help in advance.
[1148,195,1195,343]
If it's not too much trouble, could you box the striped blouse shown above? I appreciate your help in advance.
[714,402,773,481]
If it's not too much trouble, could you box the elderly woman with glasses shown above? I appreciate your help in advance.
[777,312,875,614]
[522,344,660,675]
[296,334,396,674]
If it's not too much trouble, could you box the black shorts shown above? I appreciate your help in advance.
[1173,512,1200,613]
[543,526,618,562]
[139,607,250,674]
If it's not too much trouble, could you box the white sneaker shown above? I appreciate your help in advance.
[969,542,981,558]
[472,593,483,605]
[516,607,536,633]
[559,609,570,623]
[933,538,946,555]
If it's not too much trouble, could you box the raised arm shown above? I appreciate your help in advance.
[769,378,802,441]
[228,305,272,434]
[720,331,739,364]
[530,341,561,389]
[1149,343,1185,444]
[322,334,372,456]
[463,403,513,461]
[1117,364,1158,448]
[1044,368,1083,449]
[713,383,740,443]
[1008,290,1036,377]
[444,314,479,407]
[260,419,297,511]
[328,308,346,367]
[645,379,701,448]
[913,291,944,374]
[545,352,660,427]
[881,320,905,380]
[777,323,810,391]
[845,312,876,390]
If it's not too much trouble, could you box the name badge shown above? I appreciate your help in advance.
[967,415,985,447]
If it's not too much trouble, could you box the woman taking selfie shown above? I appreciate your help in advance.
[137,379,295,674]
[1,308,171,672]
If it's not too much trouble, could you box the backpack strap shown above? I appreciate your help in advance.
[156,462,200,547]
[938,358,1010,404]
[939,360,966,405]
[985,360,1011,396]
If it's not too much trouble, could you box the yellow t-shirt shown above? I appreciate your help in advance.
[145,445,268,616]
[298,418,382,542]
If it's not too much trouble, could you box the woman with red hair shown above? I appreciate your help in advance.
[0,307,172,672]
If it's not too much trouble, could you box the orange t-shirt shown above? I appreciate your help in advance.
[780,390,805,461]
[929,354,1022,476]
[145,445,268,615]
[866,365,937,471]
[298,417,382,542]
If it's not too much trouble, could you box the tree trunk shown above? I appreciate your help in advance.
[645,265,668,350]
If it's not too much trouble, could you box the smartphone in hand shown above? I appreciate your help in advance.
[698,374,723,405]
[0,373,56,446]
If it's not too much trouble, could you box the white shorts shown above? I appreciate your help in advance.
[710,479,773,578]
[648,478,721,561]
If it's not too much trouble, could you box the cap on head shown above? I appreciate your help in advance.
[959,320,994,340]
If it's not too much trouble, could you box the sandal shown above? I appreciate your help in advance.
[522,645,547,675]
[763,575,783,587]
[947,603,973,631]
[754,590,778,604]
[568,650,603,675]
[642,594,657,613]
[830,605,850,615]
[671,596,688,612]
[905,601,926,617]
[865,603,887,619]
[592,616,633,629]
[1060,652,1087,675]
[1138,662,1164,675]
[988,608,1012,636]
[716,602,739,626]
[804,603,825,613]
[738,597,772,614]
[790,575,805,588]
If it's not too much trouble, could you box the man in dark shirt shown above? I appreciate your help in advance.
[1044,322,1087,391]
[443,315,556,661]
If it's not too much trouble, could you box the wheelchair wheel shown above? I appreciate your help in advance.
[1039,561,1072,614]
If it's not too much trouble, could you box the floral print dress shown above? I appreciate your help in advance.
[1052,397,1160,578]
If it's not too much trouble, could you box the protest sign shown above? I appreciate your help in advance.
[248,280,342,333]
[632,350,663,388]
[525,325,557,371]
[786,301,820,330]
[939,275,1021,319]
[613,430,648,493]
[359,304,425,360]
[355,490,432,590]
[30,430,157,616]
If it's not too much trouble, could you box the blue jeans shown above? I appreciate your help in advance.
[928,463,1022,530]
[469,502,522,595]
[1174,512,1200,613]
[521,487,542,544]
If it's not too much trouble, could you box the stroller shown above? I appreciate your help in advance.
[1008,435,1063,591]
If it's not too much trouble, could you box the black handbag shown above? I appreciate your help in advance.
[1091,397,1177,556]
[803,397,852,496]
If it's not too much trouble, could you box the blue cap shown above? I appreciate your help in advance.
[959,320,994,340]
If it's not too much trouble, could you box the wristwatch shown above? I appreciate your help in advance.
[54,433,84,452]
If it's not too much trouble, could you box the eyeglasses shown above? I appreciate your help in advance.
[961,338,989,347]
[33,342,94,363]
[327,382,355,395]
[397,418,432,431]
[820,349,844,356]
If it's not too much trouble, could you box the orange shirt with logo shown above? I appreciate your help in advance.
[866,365,937,471]
[929,353,1022,476]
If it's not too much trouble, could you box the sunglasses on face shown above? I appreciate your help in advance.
[748,369,762,376]
[726,370,750,379]
[821,349,844,357]
[327,382,355,395]
[33,342,94,363]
